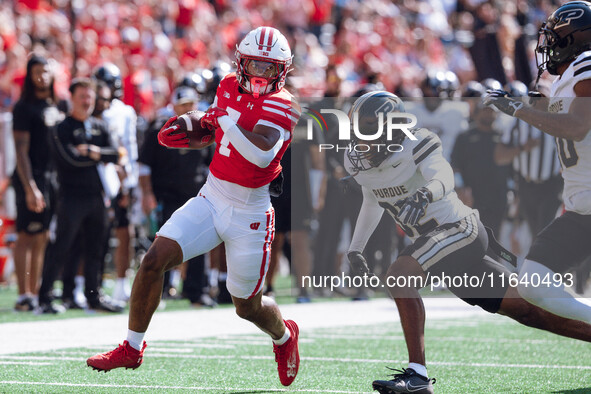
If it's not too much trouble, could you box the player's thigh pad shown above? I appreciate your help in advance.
[223,206,275,299]
[157,195,222,262]
[401,213,483,271]
[402,214,506,313]
[526,211,591,273]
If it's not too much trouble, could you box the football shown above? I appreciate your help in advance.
[173,110,215,149]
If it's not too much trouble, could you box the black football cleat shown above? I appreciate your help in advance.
[372,367,435,394]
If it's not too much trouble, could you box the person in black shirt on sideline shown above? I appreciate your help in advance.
[11,55,62,311]
[37,78,122,313]
[138,86,215,307]
[452,86,512,235]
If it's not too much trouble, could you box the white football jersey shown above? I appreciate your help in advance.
[549,50,591,214]
[345,128,474,241]
[103,98,138,189]
[405,100,469,160]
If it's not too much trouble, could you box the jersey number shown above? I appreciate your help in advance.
[557,138,578,168]
[378,201,438,238]
[218,107,242,157]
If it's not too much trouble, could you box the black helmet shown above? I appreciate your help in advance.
[178,72,205,94]
[462,81,485,97]
[504,80,528,97]
[421,70,447,98]
[536,1,591,75]
[93,63,122,98]
[481,78,503,91]
[347,91,407,171]
[444,71,459,97]
[201,61,232,104]
[421,70,458,98]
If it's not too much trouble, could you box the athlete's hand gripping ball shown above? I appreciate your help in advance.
[157,116,189,148]
[200,107,229,131]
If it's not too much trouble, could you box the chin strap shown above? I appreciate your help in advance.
[534,67,543,91]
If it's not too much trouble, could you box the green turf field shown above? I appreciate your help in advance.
[0,312,590,393]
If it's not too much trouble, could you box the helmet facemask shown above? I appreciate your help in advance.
[536,23,562,75]
[236,55,287,98]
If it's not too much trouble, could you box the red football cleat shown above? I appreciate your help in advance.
[273,320,300,386]
[87,341,147,372]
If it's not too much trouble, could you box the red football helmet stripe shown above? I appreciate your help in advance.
[258,27,267,51]
[266,28,274,50]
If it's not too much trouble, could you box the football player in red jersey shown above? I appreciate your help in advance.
[87,27,301,386]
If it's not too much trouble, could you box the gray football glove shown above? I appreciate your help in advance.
[396,188,432,227]
[347,251,371,275]
[483,89,524,116]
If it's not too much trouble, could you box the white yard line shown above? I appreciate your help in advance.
[0,298,486,355]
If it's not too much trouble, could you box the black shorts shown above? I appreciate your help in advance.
[112,190,133,228]
[271,194,291,233]
[12,173,53,234]
[526,211,591,273]
[401,214,510,313]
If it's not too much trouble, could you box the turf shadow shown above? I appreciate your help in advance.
[552,388,591,394]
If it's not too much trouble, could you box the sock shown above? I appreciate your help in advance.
[31,294,39,307]
[272,329,291,346]
[518,259,591,324]
[408,362,428,378]
[126,330,145,351]
[17,294,28,302]
[74,275,85,292]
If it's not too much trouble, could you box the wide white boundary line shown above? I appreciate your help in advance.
[1,354,589,370]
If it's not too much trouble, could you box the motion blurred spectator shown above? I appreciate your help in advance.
[11,55,61,312]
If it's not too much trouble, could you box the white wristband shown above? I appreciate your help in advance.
[424,179,445,202]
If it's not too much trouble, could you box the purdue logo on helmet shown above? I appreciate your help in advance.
[536,1,591,75]
[347,91,410,172]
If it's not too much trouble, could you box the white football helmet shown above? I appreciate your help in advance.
[235,26,292,98]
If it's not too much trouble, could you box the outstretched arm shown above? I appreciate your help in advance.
[489,79,591,142]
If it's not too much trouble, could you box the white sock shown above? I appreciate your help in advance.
[518,259,591,324]
[17,294,28,302]
[126,330,145,350]
[74,275,85,291]
[272,329,290,346]
[408,362,428,378]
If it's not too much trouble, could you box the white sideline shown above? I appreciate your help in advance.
[0,297,487,355]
